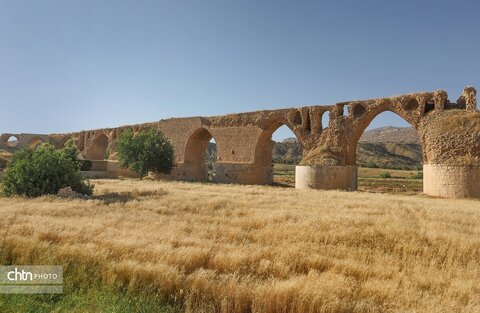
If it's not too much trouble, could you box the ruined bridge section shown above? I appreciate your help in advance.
[1,86,478,198]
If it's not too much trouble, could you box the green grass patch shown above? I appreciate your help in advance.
[0,288,173,313]
[0,239,173,313]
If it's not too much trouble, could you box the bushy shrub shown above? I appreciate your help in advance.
[0,157,7,169]
[117,128,174,179]
[63,139,93,171]
[380,172,392,179]
[62,139,82,167]
[2,143,93,197]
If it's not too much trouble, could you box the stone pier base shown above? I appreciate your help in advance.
[295,165,358,191]
[423,164,480,198]
[171,162,272,185]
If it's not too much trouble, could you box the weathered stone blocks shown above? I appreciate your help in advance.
[295,165,358,191]
[423,164,480,198]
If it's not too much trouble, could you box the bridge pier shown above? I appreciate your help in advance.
[215,162,272,185]
[295,165,358,191]
[423,164,480,198]
[171,162,273,185]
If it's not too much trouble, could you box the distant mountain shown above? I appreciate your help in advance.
[356,142,422,169]
[359,126,420,144]
[272,138,302,164]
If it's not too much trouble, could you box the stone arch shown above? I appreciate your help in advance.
[27,137,44,149]
[321,110,330,129]
[183,127,217,181]
[253,121,302,185]
[6,135,18,147]
[86,133,109,160]
[347,103,423,166]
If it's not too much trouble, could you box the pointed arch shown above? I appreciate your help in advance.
[347,102,424,165]
[6,135,18,147]
[253,121,302,185]
[183,127,217,181]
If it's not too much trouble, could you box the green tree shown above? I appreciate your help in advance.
[116,128,174,179]
[62,139,82,167]
[2,143,93,197]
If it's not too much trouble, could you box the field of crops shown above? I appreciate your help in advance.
[1,178,479,312]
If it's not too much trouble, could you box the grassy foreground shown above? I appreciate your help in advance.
[1,179,480,312]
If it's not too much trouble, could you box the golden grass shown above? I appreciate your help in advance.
[435,111,480,134]
[1,179,480,312]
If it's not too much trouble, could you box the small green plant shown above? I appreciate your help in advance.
[380,172,392,179]
[2,142,93,197]
[117,128,174,179]
[412,171,423,179]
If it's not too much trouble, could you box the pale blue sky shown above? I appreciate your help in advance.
[0,0,478,140]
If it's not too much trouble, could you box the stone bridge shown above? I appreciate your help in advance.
[1,86,479,198]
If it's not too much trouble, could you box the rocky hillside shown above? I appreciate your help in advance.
[359,126,420,144]
[273,127,423,170]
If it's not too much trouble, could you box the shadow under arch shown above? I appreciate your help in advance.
[253,121,302,185]
[86,133,109,160]
[183,127,217,182]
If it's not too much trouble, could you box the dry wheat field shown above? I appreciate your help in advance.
[1,179,480,312]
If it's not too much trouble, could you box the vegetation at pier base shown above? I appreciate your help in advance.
[1,179,479,312]
[299,145,342,166]
[117,128,174,179]
[273,164,424,193]
[1,143,93,197]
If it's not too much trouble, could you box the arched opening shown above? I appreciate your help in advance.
[184,127,217,182]
[321,111,330,129]
[355,111,424,194]
[27,137,44,150]
[424,99,435,114]
[6,136,18,147]
[255,123,302,187]
[206,137,217,181]
[87,134,109,160]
